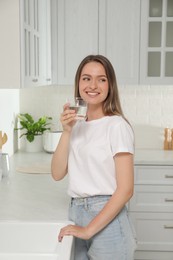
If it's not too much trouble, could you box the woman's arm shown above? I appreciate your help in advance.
[58,152,134,240]
[51,104,76,181]
[51,131,71,180]
[86,152,134,236]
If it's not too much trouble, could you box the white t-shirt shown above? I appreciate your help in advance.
[67,115,134,198]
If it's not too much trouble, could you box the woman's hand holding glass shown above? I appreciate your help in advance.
[61,103,77,132]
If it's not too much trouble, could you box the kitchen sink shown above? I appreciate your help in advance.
[0,221,74,260]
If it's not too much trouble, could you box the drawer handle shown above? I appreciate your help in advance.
[165,175,173,178]
[164,225,173,229]
[165,198,173,202]
[32,78,38,82]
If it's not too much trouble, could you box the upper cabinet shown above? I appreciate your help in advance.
[52,0,140,85]
[140,0,173,84]
[20,0,52,88]
[51,0,99,85]
[1,0,172,88]
[98,0,140,85]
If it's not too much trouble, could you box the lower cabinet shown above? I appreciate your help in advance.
[129,165,173,260]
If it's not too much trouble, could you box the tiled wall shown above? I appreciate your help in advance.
[20,85,74,131]
[1,85,173,155]
[120,85,173,149]
[20,84,173,150]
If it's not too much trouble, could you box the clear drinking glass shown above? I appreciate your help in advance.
[0,156,2,181]
[1,153,10,177]
[69,97,87,120]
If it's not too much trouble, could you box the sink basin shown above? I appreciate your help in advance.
[0,221,74,260]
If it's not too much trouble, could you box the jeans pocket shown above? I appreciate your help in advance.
[127,214,138,249]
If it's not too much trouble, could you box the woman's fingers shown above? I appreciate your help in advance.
[58,224,90,242]
[58,225,73,242]
[60,104,77,132]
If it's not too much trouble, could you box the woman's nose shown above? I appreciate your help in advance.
[89,80,97,89]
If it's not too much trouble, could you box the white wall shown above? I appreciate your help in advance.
[20,84,173,150]
[0,0,21,156]
[0,0,21,88]
[0,89,20,155]
[20,85,74,131]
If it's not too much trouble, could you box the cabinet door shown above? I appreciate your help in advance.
[140,0,173,84]
[130,212,173,252]
[20,0,51,87]
[135,250,173,260]
[99,0,140,84]
[134,165,173,185]
[53,0,99,85]
[39,0,52,86]
[129,185,173,212]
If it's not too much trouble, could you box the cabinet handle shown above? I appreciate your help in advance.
[32,79,38,82]
[164,225,173,229]
[165,175,173,178]
[165,198,173,202]
[46,78,51,81]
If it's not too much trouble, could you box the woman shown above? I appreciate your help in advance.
[51,55,137,260]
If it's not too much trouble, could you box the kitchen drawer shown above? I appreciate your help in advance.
[129,212,173,252]
[129,185,173,212]
[135,166,173,185]
[134,250,173,260]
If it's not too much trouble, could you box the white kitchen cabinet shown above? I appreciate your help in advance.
[140,0,173,84]
[99,0,140,85]
[52,0,140,85]
[129,165,173,259]
[51,0,99,85]
[20,0,52,88]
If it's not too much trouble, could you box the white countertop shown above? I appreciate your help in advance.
[0,149,173,222]
[0,152,70,221]
[134,149,173,166]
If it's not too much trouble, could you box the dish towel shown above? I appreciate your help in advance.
[16,163,51,174]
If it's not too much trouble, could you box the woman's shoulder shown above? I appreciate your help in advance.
[108,115,128,125]
[108,115,133,132]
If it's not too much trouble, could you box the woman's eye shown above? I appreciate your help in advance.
[99,78,107,82]
[82,77,90,81]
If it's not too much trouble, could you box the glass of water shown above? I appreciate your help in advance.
[69,97,87,120]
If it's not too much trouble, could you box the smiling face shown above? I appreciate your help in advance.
[74,55,123,118]
[78,61,109,108]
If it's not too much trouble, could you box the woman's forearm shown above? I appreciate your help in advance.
[86,187,133,238]
[51,131,71,180]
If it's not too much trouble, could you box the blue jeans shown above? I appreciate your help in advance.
[69,195,137,260]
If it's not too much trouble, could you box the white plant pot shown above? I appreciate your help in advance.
[43,131,62,153]
[25,135,43,153]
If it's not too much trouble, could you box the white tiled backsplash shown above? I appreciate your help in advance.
[1,84,173,155]
[20,84,173,150]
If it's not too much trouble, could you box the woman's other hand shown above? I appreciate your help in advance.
[58,224,91,242]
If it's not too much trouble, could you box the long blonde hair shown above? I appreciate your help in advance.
[74,54,125,117]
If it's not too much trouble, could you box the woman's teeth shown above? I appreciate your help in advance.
[87,92,99,96]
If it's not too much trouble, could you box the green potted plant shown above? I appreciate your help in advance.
[15,113,52,152]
